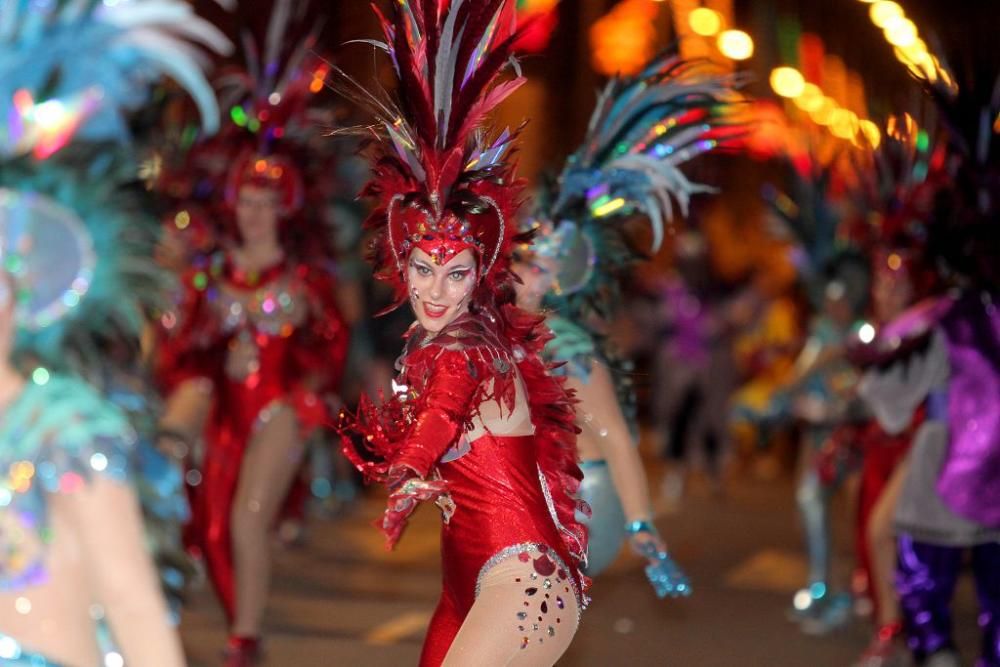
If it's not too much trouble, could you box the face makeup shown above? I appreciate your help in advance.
[406,247,477,333]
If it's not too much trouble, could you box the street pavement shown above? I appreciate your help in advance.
[180,461,981,667]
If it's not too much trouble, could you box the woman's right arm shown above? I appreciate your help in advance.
[392,349,481,478]
[156,274,220,449]
[376,348,481,548]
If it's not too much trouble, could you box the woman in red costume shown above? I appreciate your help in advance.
[157,147,349,664]
[335,1,588,665]
[155,6,351,662]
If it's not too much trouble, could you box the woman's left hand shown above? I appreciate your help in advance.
[626,520,692,598]
[629,529,668,562]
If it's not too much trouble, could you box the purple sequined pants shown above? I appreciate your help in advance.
[897,534,1000,666]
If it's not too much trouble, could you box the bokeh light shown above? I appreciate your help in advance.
[770,67,805,98]
[689,8,723,37]
[718,30,754,61]
[869,1,903,28]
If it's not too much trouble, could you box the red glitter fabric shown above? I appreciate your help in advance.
[340,309,589,663]
[156,255,349,621]
[855,407,925,617]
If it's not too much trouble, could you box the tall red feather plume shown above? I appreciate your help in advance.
[335,0,528,310]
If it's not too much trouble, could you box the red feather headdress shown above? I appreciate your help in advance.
[217,1,330,216]
[329,0,529,310]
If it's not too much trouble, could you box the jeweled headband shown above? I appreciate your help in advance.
[388,194,507,278]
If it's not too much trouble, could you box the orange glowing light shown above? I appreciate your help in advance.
[869,1,903,28]
[809,97,837,126]
[770,67,805,98]
[887,113,918,141]
[718,30,754,61]
[830,109,859,139]
[689,8,723,37]
[883,16,917,48]
[792,83,825,113]
[590,0,659,76]
[858,119,882,148]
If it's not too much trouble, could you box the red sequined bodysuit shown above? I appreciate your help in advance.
[158,253,348,620]
[343,310,588,665]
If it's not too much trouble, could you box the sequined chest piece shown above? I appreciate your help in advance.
[214,272,308,336]
[211,273,308,382]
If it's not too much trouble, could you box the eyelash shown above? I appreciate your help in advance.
[411,264,468,282]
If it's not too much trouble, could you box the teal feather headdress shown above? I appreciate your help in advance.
[0,0,231,377]
[525,50,745,326]
[762,162,870,315]
[0,0,232,155]
[1,148,163,376]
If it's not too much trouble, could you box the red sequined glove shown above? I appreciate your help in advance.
[381,465,449,550]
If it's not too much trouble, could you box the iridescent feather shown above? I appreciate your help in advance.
[527,49,744,352]
[551,53,744,252]
[0,0,232,152]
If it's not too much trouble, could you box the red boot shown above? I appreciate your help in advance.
[854,622,908,667]
[222,636,262,667]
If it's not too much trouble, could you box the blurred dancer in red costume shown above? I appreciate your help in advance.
[155,4,350,664]
[333,1,588,665]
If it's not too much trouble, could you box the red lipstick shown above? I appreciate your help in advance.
[422,303,448,319]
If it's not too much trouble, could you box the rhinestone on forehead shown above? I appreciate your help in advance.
[388,194,507,276]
